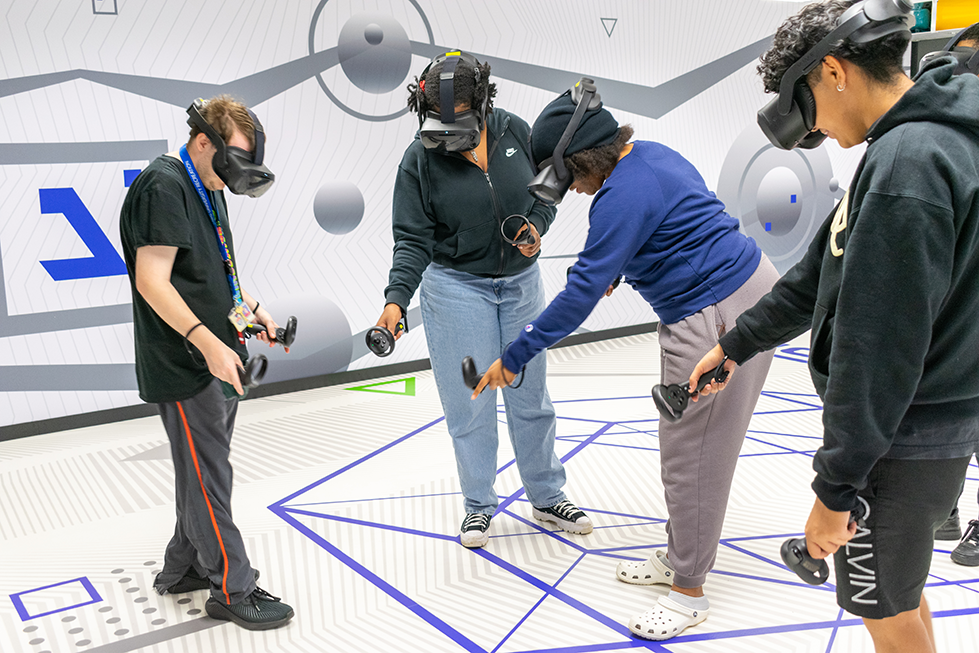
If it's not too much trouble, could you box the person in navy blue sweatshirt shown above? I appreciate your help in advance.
[472,92,780,641]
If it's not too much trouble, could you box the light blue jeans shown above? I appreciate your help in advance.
[420,262,567,515]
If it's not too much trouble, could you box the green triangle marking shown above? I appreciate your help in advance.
[348,376,416,396]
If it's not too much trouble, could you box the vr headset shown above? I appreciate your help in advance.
[918,22,979,76]
[527,78,602,205]
[186,99,275,198]
[418,51,488,153]
[757,0,914,150]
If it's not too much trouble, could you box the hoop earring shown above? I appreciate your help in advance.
[837,83,846,92]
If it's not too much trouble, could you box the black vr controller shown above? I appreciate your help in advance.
[461,356,484,391]
[651,362,730,423]
[244,315,297,348]
[461,355,526,394]
[501,214,536,246]
[366,321,407,357]
[780,501,868,585]
[238,354,268,389]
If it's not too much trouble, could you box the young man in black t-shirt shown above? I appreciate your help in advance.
[120,95,294,630]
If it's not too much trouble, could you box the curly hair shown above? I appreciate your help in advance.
[757,0,910,93]
[959,22,979,47]
[189,95,256,150]
[565,125,634,182]
[406,56,497,117]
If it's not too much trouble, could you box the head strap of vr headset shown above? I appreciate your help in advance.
[940,21,979,73]
[419,51,485,128]
[187,99,266,166]
[548,78,599,183]
[775,0,914,118]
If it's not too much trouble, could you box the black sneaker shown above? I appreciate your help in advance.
[935,512,962,540]
[460,513,491,548]
[951,519,979,567]
[532,499,593,534]
[205,587,294,630]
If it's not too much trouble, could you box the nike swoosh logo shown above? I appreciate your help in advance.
[506,148,517,157]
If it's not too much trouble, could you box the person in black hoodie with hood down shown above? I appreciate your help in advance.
[690,2,979,652]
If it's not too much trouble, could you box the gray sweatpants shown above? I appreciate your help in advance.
[154,378,257,605]
[657,255,779,587]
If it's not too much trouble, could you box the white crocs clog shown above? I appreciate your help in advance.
[615,549,675,585]
[628,595,708,641]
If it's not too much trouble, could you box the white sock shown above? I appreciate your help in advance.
[668,590,709,612]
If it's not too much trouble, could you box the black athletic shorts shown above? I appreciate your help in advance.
[833,456,972,619]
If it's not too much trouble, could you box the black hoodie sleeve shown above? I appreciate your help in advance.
[385,155,436,310]
[718,206,834,362]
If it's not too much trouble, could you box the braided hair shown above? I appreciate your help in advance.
[406,56,496,117]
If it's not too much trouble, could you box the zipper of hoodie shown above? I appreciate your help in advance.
[483,115,510,276]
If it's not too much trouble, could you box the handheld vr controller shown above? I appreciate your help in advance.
[238,354,268,389]
[780,500,868,585]
[244,315,297,348]
[501,214,536,246]
[651,361,730,423]
[461,356,484,392]
[366,321,405,357]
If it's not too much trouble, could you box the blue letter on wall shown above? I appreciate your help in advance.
[38,188,127,280]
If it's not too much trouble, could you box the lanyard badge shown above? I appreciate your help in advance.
[179,145,253,333]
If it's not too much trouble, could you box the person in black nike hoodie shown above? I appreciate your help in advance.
[375,52,593,549]
[690,2,979,651]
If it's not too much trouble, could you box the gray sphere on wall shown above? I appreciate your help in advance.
[337,12,412,94]
[313,181,365,235]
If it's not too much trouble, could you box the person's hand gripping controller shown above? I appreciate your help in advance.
[688,344,737,402]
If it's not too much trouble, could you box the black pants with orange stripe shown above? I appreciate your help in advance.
[154,378,258,605]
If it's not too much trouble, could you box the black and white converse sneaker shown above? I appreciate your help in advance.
[533,499,593,534]
[460,513,492,548]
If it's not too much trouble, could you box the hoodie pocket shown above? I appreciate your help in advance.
[443,220,497,259]
[809,302,833,393]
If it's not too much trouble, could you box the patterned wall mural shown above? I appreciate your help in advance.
[0,0,863,427]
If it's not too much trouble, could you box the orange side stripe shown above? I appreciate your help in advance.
[177,401,232,605]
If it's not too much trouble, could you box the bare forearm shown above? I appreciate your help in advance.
[137,277,224,354]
